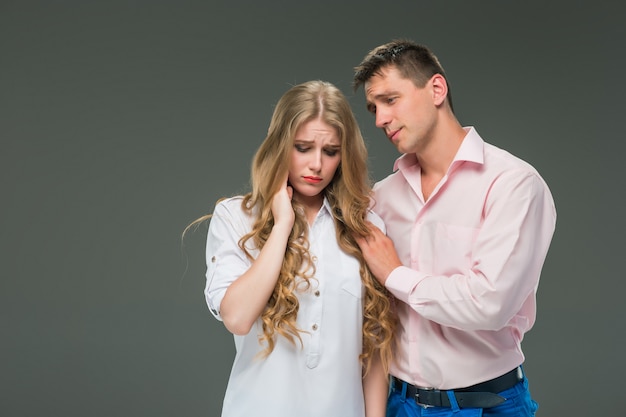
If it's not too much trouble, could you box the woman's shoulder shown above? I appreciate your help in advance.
[365,209,386,233]
[214,195,245,209]
[212,195,251,219]
[209,195,258,235]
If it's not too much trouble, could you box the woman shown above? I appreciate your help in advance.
[188,80,396,416]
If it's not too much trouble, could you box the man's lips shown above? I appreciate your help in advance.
[303,176,322,184]
[386,128,401,142]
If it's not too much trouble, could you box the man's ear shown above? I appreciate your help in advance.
[430,74,448,106]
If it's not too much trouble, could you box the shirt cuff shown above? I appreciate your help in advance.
[385,265,429,305]
[206,290,225,321]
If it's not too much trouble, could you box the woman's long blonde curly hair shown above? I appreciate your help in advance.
[188,80,396,374]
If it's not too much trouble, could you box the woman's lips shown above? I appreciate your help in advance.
[303,176,322,184]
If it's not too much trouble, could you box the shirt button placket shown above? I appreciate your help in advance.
[308,249,323,366]
[306,221,324,368]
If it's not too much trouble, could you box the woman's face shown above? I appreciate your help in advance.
[288,118,341,206]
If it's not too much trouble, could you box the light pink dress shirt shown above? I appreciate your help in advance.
[373,127,556,390]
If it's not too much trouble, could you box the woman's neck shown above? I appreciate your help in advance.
[294,194,324,226]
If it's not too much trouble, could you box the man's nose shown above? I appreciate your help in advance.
[375,109,391,129]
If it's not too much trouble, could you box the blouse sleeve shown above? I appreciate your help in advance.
[204,198,254,320]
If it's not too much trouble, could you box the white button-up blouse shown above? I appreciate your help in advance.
[205,196,385,417]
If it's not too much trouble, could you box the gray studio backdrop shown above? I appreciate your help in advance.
[2,1,624,416]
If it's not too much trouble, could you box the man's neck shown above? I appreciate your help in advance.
[416,119,466,178]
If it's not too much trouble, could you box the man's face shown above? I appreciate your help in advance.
[365,66,439,155]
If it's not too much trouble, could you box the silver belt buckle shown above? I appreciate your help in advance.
[415,386,434,409]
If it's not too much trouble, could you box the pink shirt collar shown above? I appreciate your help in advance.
[392,126,484,173]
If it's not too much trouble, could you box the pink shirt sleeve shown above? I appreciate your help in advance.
[385,170,556,332]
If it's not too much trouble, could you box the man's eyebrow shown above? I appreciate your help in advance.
[371,90,396,99]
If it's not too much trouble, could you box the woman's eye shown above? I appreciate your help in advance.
[295,144,309,152]
[324,149,339,157]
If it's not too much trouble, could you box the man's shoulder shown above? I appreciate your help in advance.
[481,143,553,199]
[483,142,540,174]
[373,170,405,193]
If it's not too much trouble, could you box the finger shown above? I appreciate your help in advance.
[360,222,379,240]
[353,234,367,248]
[278,173,293,199]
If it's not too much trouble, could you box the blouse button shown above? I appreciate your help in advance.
[312,324,318,331]
[211,256,216,263]
[314,290,320,297]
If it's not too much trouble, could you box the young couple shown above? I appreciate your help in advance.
[189,39,556,417]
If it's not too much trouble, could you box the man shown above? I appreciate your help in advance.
[352,39,556,416]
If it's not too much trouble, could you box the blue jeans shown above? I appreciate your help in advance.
[387,376,538,417]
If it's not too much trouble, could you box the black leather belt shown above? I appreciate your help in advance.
[391,367,523,409]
